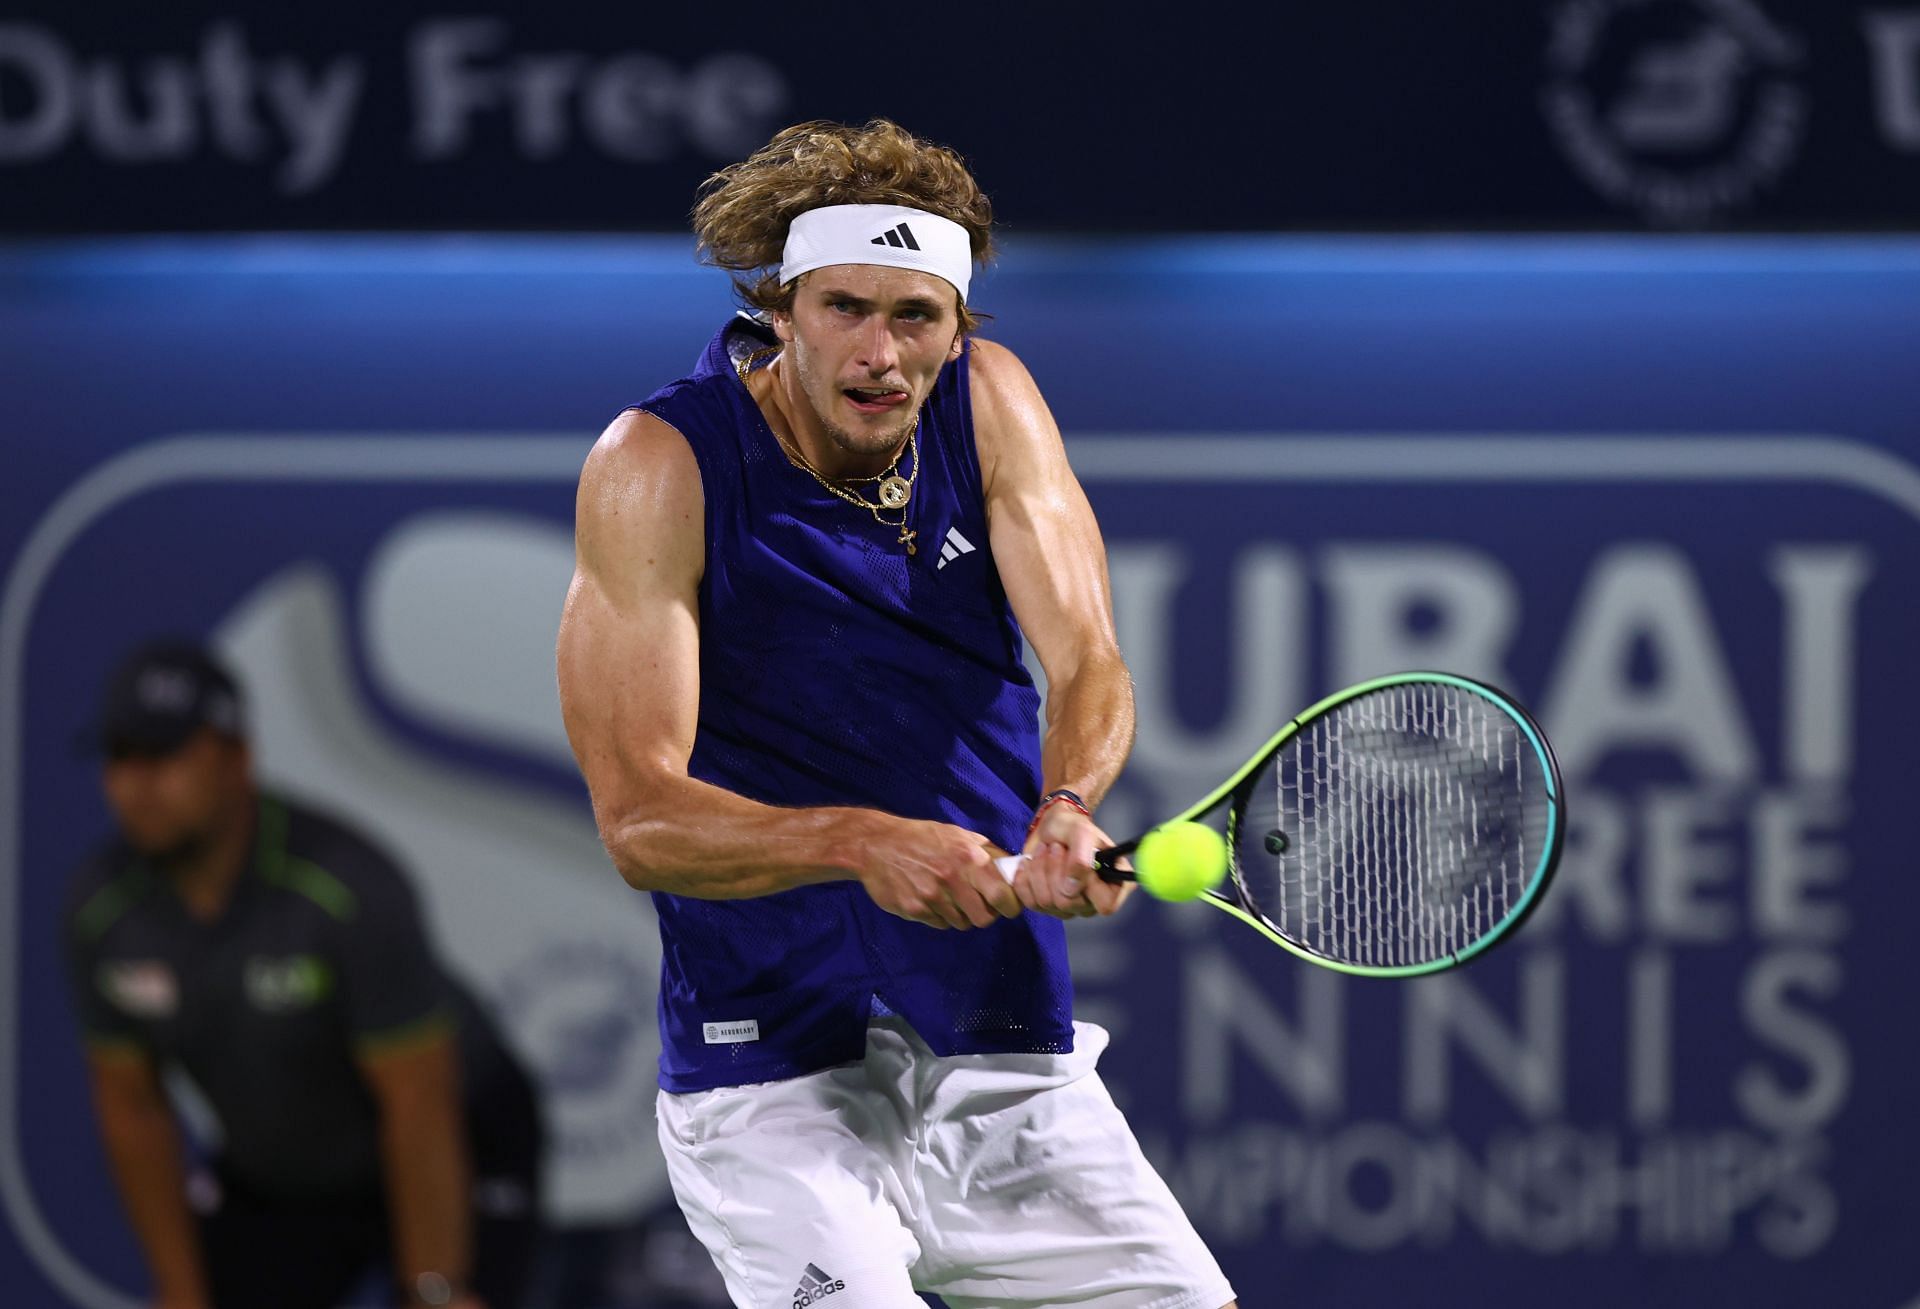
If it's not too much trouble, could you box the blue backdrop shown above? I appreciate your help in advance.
[3,236,1916,1308]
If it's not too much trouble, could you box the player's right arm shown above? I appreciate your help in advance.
[85,1047,211,1309]
[557,409,1020,930]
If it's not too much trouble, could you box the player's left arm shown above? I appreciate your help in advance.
[971,337,1136,918]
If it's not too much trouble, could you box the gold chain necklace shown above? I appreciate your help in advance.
[735,344,920,555]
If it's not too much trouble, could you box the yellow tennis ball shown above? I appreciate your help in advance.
[1132,822,1228,902]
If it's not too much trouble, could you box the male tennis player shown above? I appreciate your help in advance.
[63,642,543,1309]
[558,119,1235,1308]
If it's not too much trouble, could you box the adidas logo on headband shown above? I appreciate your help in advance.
[779,204,973,301]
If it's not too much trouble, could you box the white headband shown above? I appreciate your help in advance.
[778,204,974,303]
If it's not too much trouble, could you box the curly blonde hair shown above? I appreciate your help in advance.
[692,119,994,333]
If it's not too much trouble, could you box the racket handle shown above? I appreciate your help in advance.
[991,853,1130,885]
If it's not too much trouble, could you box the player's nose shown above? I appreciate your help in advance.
[856,317,900,374]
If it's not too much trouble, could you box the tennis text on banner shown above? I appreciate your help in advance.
[1086,537,1869,1260]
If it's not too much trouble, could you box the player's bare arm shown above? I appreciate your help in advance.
[558,409,1021,931]
[971,338,1137,919]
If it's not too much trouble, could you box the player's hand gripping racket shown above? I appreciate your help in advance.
[997,672,1565,976]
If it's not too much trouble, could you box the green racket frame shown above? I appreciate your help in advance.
[1094,671,1566,977]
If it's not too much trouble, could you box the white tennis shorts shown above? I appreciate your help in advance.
[656,1016,1234,1309]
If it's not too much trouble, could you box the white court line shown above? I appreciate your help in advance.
[6,431,1920,1306]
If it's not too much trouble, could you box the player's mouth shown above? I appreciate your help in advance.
[843,385,909,415]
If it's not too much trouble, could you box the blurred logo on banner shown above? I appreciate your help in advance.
[211,509,667,1225]
[1543,0,1807,224]
[2,435,700,1302]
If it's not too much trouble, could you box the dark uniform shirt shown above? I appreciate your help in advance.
[64,793,453,1204]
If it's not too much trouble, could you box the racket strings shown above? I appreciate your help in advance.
[1234,682,1549,969]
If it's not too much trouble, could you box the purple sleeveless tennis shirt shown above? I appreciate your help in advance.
[631,315,1074,1093]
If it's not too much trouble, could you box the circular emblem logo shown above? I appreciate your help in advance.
[497,937,667,1219]
[1543,0,1806,224]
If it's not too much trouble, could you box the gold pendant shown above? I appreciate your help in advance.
[877,475,911,510]
[901,529,917,555]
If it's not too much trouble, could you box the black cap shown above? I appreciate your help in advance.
[89,641,246,758]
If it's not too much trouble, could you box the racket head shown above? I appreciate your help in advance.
[1150,672,1564,977]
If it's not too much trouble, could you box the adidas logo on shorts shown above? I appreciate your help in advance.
[793,1262,846,1307]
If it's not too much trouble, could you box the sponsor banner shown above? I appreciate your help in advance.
[2,237,1917,1307]
[3,3,1920,231]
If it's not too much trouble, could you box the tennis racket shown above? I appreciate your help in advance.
[997,671,1564,977]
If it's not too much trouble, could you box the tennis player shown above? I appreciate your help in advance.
[558,119,1235,1309]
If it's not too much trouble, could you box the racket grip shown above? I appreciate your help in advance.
[991,853,1130,885]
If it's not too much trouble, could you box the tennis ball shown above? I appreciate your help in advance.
[1132,822,1228,902]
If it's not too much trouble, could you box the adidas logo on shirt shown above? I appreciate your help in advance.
[936,525,976,571]
[870,222,921,250]
[792,1262,845,1307]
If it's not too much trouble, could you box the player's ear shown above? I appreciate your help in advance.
[947,330,964,359]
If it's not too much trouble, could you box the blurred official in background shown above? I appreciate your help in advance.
[61,643,544,1309]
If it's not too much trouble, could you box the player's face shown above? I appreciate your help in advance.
[775,266,963,460]
[101,730,251,861]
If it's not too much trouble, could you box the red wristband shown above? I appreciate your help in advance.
[1025,788,1091,843]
